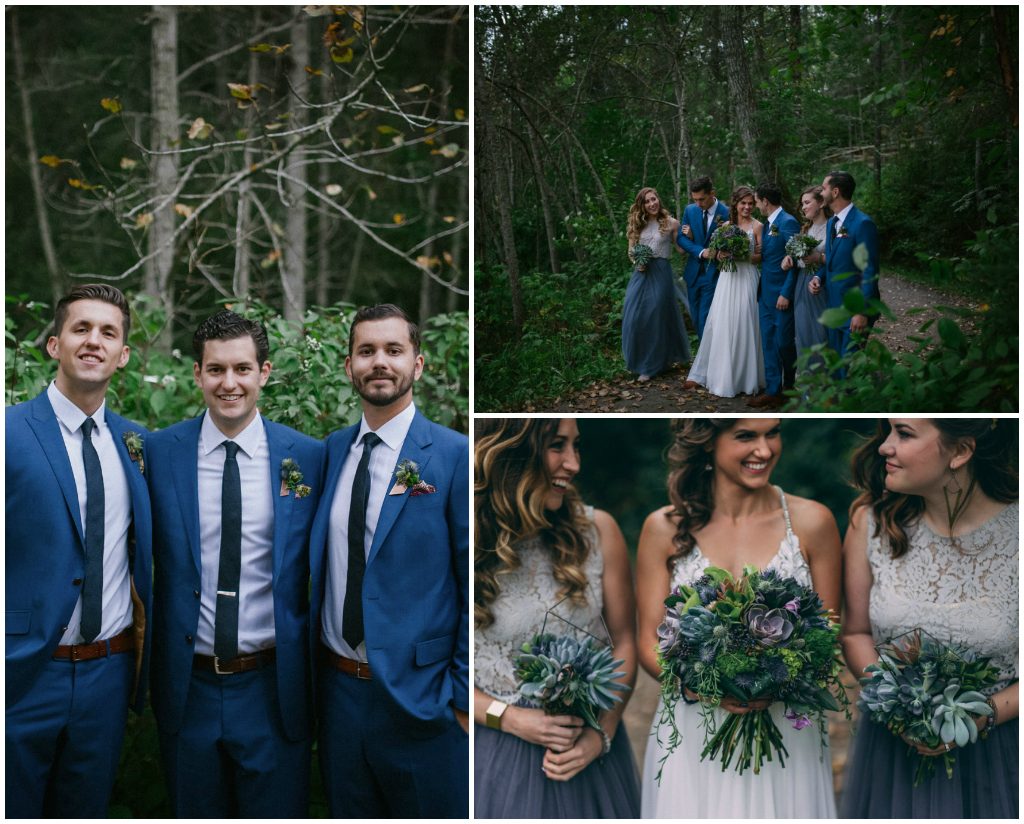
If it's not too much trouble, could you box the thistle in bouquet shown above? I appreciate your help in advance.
[858,629,998,785]
[707,224,749,272]
[655,565,848,778]
[630,243,654,271]
[515,633,631,731]
[784,233,821,269]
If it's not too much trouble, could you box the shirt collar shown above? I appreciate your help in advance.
[834,203,854,225]
[47,380,106,434]
[766,206,782,226]
[357,401,416,453]
[200,409,264,458]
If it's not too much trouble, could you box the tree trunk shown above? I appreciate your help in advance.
[873,10,883,194]
[720,7,769,183]
[991,6,1018,128]
[233,22,260,300]
[525,125,561,274]
[282,9,309,322]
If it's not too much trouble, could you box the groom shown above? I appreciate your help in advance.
[749,182,800,409]
[676,176,730,340]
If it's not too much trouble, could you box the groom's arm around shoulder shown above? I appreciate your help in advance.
[676,203,704,258]
[779,211,801,299]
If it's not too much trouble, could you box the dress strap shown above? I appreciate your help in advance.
[775,485,795,540]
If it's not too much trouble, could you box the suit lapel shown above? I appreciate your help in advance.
[170,417,203,576]
[26,393,85,544]
[310,424,358,587]
[105,412,147,519]
[265,419,296,582]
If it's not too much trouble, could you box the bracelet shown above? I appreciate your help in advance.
[987,696,999,729]
[597,727,612,756]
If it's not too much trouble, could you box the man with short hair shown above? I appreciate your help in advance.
[147,309,324,817]
[6,284,153,817]
[310,303,469,818]
[677,176,731,339]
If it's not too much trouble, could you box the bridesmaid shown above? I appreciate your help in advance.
[622,187,691,382]
[841,418,1018,818]
[782,184,830,371]
[473,418,640,818]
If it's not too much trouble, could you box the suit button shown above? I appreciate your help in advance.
[185,635,193,644]
[61,626,68,633]
[193,590,200,599]
[72,578,83,586]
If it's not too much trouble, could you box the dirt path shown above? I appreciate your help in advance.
[546,273,975,413]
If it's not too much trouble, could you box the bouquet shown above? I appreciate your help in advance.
[707,224,749,272]
[784,233,821,268]
[858,629,997,785]
[630,243,654,270]
[656,565,848,777]
[515,633,630,730]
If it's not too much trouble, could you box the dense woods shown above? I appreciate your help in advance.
[475,5,1018,411]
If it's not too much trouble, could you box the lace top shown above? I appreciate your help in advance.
[797,221,826,270]
[639,218,675,260]
[475,507,606,703]
[866,503,1018,690]
[670,487,811,589]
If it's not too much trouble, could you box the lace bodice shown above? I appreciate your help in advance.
[670,487,812,589]
[867,503,1018,689]
[475,507,606,703]
[639,218,675,260]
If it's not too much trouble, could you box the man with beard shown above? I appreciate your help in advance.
[309,303,468,817]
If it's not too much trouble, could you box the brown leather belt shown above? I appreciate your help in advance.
[193,647,276,675]
[53,626,135,662]
[321,646,372,680]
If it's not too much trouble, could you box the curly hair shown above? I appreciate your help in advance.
[850,419,1018,558]
[474,419,593,629]
[729,185,756,226]
[192,309,270,366]
[663,418,741,571]
[627,187,672,247]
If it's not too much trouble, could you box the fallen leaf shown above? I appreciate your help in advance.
[100,97,122,114]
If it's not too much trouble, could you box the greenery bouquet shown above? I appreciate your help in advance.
[785,233,822,268]
[858,629,997,785]
[630,243,654,270]
[707,224,750,272]
[655,565,848,777]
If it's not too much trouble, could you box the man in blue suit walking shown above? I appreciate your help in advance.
[146,310,324,817]
[6,284,152,817]
[749,181,801,409]
[809,170,881,367]
[310,303,469,818]
[677,176,731,340]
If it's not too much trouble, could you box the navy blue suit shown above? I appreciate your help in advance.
[147,413,324,817]
[822,205,881,359]
[310,409,469,817]
[758,209,801,395]
[677,199,731,338]
[6,391,153,817]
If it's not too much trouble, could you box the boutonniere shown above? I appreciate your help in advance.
[279,458,312,498]
[122,431,145,474]
[836,225,849,239]
[769,224,780,237]
[714,215,725,226]
[389,459,436,496]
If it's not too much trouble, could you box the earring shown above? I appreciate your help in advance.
[704,463,713,472]
[942,466,968,535]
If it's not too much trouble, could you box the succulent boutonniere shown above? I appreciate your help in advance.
[836,225,849,239]
[714,215,725,226]
[769,224,780,237]
[280,458,312,498]
[389,459,436,497]
[122,431,145,473]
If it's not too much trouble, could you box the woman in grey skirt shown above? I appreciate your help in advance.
[473,418,640,818]
[783,184,830,373]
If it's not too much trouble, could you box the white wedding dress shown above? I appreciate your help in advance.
[641,488,836,818]
[686,228,764,397]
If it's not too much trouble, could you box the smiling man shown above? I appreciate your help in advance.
[6,284,153,817]
[145,309,324,816]
[309,303,469,817]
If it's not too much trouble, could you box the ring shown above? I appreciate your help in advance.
[739,702,748,708]
[944,743,950,752]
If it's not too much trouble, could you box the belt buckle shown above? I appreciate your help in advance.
[69,644,84,663]
[213,656,235,675]
[354,660,370,680]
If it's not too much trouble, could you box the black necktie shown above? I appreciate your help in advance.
[214,441,242,660]
[80,418,104,643]
[702,208,710,235]
[343,432,381,649]
[830,218,839,241]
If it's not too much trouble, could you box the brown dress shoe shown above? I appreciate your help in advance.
[746,393,772,408]
[682,380,700,390]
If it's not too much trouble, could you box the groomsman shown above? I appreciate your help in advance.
[810,170,880,366]
[749,182,800,409]
[310,303,469,817]
[6,285,152,817]
[677,176,731,339]
[146,310,324,816]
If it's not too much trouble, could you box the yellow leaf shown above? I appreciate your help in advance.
[354,110,370,121]
[945,68,956,78]
[174,203,193,218]
[119,157,138,170]
[39,155,64,168]
[305,66,324,76]
[68,178,101,191]
[135,212,154,228]
[454,108,466,121]
[376,125,399,135]
[249,43,273,53]
[443,251,453,265]
[424,137,436,146]
[260,249,282,269]
[227,83,254,101]
[431,143,460,159]
[404,83,429,93]
[187,117,214,140]
[415,255,432,269]
[100,97,122,114]
[442,215,456,224]
[331,46,354,64]
[392,213,405,224]
[425,126,437,134]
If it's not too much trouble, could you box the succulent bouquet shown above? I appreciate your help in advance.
[784,233,821,268]
[630,243,654,270]
[707,224,750,272]
[656,565,848,777]
[515,633,630,731]
[858,629,997,785]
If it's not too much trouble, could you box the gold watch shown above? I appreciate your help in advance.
[485,699,508,730]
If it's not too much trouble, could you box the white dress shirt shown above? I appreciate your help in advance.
[832,202,854,235]
[195,411,276,655]
[321,402,416,661]
[48,381,133,644]
[765,205,782,233]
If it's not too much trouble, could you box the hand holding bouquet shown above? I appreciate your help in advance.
[784,234,822,269]
[707,225,750,272]
[630,243,654,271]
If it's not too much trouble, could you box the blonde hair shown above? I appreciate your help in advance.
[627,187,672,247]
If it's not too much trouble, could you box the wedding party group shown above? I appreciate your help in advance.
[473,417,1018,819]
[5,285,469,818]
[622,171,880,408]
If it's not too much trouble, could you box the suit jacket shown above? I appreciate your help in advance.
[147,413,324,741]
[5,391,153,711]
[823,205,881,316]
[759,209,801,304]
[309,410,469,737]
[677,200,731,286]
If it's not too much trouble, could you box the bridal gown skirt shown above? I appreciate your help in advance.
[622,257,691,376]
[686,263,764,397]
[642,698,836,818]
[474,721,641,818]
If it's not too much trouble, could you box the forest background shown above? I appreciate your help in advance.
[475,5,1019,412]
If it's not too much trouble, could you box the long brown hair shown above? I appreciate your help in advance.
[849,419,1018,557]
[627,187,672,247]
[729,185,756,226]
[475,419,593,629]
[798,184,832,231]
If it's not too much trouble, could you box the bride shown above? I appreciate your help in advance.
[683,186,765,397]
[637,418,841,818]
